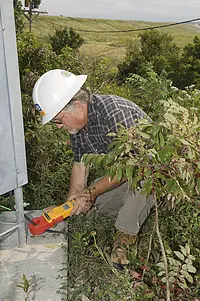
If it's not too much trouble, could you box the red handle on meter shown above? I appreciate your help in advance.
[28,200,74,235]
[28,215,64,235]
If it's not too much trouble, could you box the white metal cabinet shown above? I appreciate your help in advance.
[0,0,28,246]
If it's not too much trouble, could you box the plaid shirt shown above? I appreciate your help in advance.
[70,94,149,162]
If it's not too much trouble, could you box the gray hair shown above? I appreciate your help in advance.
[63,89,91,111]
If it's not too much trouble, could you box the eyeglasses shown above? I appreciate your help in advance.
[52,112,65,125]
[52,120,63,125]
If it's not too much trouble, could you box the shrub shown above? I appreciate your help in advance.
[49,27,84,54]
[117,29,180,83]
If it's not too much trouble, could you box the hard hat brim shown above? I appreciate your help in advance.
[41,74,87,125]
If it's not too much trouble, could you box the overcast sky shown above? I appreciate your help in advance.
[39,0,200,22]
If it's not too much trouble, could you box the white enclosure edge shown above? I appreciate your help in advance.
[0,0,28,246]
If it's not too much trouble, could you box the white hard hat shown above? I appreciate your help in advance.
[32,69,87,124]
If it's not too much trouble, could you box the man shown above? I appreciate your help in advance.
[33,69,153,269]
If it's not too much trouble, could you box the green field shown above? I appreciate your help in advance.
[27,15,200,64]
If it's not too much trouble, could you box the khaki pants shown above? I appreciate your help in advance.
[93,181,154,235]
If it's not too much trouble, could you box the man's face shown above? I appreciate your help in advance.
[52,102,86,134]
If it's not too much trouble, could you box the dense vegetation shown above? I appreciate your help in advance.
[5,2,200,300]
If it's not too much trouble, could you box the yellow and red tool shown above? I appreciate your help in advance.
[28,200,75,235]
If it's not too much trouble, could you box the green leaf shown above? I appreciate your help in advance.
[158,271,165,277]
[168,276,175,283]
[170,266,180,273]
[125,142,132,153]
[158,131,165,146]
[174,251,185,261]
[188,148,195,159]
[144,169,152,177]
[144,291,155,299]
[179,138,191,146]
[152,125,160,137]
[138,131,150,139]
[185,258,193,265]
[158,145,173,163]
[107,132,117,137]
[117,164,123,182]
[181,270,193,283]
[168,271,178,277]
[154,172,165,180]
[185,244,191,255]
[126,165,133,182]
[168,257,181,267]
[188,254,195,261]
[187,265,196,273]
[106,152,116,165]
[83,153,93,167]
[164,112,178,124]
[196,178,200,195]
[178,279,188,289]
[95,154,105,166]
[141,178,153,196]
[108,165,117,180]
[148,148,158,158]
[156,262,165,268]
[16,285,25,289]
[181,246,188,256]
[182,264,188,271]
[104,252,113,266]
[161,277,167,283]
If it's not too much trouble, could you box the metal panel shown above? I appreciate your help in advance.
[0,0,28,195]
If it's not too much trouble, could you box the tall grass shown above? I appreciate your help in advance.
[25,15,200,65]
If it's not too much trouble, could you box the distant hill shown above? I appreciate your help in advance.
[28,15,200,65]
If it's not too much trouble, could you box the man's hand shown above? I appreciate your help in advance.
[42,205,56,213]
[69,189,97,216]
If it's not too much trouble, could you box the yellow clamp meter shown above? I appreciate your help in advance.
[43,200,75,224]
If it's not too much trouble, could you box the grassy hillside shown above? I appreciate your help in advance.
[27,15,200,64]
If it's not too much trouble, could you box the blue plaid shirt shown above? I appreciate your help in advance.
[70,94,149,162]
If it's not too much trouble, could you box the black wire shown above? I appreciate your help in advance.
[42,16,200,33]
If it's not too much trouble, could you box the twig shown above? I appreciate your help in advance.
[142,219,156,280]
[154,194,171,301]
[92,233,124,280]
[94,78,115,94]
[146,219,156,263]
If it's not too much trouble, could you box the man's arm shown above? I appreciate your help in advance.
[67,161,89,199]
[89,175,125,198]
[70,174,125,216]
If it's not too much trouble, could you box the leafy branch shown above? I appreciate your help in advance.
[157,244,196,290]
[16,273,32,301]
[83,99,200,300]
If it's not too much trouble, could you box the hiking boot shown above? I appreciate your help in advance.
[111,231,138,270]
